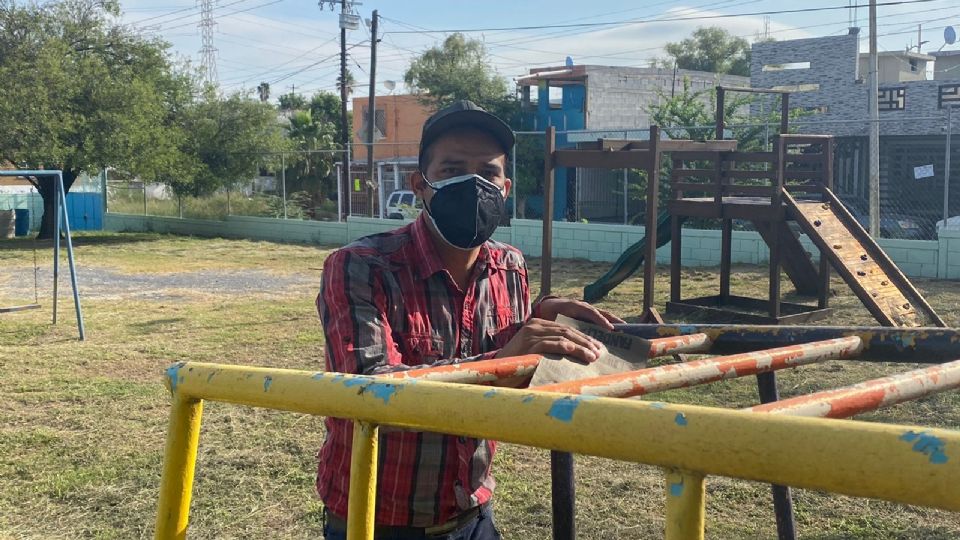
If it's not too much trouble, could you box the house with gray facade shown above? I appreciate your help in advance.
[751,31,960,238]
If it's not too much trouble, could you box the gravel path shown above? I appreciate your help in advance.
[0,265,319,302]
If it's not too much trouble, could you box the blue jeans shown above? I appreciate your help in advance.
[323,505,501,540]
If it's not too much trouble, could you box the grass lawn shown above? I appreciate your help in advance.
[1,231,958,539]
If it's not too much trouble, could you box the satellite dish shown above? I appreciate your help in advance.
[565,56,574,67]
[946,26,957,45]
[383,80,396,92]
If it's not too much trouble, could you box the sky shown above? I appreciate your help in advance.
[118,0,960,103]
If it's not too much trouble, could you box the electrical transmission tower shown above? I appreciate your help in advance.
[198,0,218,86]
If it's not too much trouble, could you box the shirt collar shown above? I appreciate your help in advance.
[404,213,494,279]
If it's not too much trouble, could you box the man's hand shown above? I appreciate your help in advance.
[496,318,605,363]
[536,297,625,331]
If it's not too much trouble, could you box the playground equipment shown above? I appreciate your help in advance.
[0,170,85,340]
[579,86,945,328]
[156,326,960,539]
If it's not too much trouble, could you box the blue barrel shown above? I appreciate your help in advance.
[14,209,30,236]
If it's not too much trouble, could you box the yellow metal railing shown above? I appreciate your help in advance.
[156,362,960,540]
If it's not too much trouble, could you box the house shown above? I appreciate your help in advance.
[750,32,960,237]
[516,65,748,222]
[347,94,433,217]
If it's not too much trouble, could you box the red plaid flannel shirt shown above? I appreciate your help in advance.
[316,214,534,527]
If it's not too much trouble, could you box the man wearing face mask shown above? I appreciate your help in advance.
[316,100,623,539]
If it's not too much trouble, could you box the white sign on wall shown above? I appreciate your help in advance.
[914,164,935,179]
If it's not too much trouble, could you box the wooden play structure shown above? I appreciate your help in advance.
[560,86,946,327]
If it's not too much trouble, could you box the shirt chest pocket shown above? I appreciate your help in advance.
[483,306,518,349]
[398,332,445,366]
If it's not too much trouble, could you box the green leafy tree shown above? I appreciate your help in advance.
[309,91,349,147]
[403,33,515,121]
[278,92,307,111]
[663,27,752,77]
[172,92,290,197]
[283,108,338,203]
[336,69,357,99]
[0,0,195,238]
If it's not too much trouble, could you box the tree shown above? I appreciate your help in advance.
[336,69,356,99]
[257,82,271,102]
[309,91,349,147]
[171,92,290,197]
[403,33,515,120]
[663,27,752,77]
[278,92,307,111]
[0,0,195,238]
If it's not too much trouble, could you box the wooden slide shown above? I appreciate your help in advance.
[785,189,945,328]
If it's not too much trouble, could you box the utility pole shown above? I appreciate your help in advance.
[366,10,379,218]
[319,0,360,221]
[868,0,880,237]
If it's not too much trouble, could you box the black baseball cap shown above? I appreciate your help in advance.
[418,100,515,170]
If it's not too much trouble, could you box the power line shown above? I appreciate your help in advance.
[383,0,938,34]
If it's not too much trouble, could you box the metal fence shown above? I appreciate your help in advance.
[104,114,960,241]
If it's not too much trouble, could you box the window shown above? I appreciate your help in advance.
[878,87,906,111]
[762,61,811,72]
[388,193,400,206]
[361,107,387,140]
[548,86,563,109]
[401,193,415,206]
[909,58,919,73]
[940,84,960,109]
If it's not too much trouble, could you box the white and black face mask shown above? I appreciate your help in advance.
[422,173,506,250]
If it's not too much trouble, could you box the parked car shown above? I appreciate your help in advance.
[838,198,935,240]
[386,190,421,219]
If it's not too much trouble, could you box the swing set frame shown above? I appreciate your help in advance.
[0,170,85,340]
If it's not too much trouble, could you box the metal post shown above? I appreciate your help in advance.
[57,175,85,340]
[757,371,797,540]
[377,163,384,219]
[623,168,628,225]
[644,125,661,313]
[664,469,706,540]
[178,196,183,219]
[347,143,353,217]
[336,162,343,222]
[868,0,880,238]
[281,153,287,219]
[143,182,148,216]
[155,397,204,540]
[511,143,517,246]
[945,105,953,226]
[551,450,576,540]
[347,421,379,540]
[53,176,60,325]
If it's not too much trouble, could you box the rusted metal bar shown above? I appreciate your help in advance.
[615,324,960,364]
[647,333,712,358]
[384,355,541,385]
[534,337,863,397]
[747,358,960,418]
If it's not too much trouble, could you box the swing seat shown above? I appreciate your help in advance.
[0,303,42,313]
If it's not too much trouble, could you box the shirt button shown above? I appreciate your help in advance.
[458,436,467,443]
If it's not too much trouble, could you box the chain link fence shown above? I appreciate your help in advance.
[104,114,960,243]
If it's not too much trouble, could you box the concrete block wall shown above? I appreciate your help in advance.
[104,213,955,280]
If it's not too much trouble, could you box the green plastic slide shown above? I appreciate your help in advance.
[583,211,682,303]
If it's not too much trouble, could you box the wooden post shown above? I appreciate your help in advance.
[715,86,726,140]
[671,215,682,304]
[542,126,556,296]
[780,92,790,135]
[644,125,661,313]
[720,219,732,304]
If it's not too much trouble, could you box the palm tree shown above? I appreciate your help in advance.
[257,81,270,102]
[336,69,356,98]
